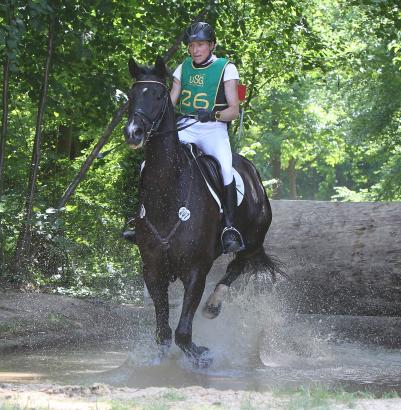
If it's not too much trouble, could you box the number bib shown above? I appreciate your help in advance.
[179,57,229,115]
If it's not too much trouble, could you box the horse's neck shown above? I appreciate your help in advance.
[143,107,184,203]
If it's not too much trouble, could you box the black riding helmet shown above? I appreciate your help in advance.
[183,22,216,45]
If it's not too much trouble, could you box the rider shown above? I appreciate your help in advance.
[123,22,244,254]
[171,22,244,253]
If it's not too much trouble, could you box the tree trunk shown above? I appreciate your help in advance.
[209,200,401,317]
[0,49,11,275]
[0,54,10,196]
[0,0,13,194]
[56,124,73,157]
[14,15,55,270]
[0,1,13,274]
[287,158,297,199]
[270,152,281,199]
[56,124,80,159]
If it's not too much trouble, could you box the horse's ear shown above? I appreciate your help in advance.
[154,56,168,78]
[129,58,141,79]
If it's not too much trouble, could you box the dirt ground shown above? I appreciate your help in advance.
[1,383,401,409]
[1,290,401,410]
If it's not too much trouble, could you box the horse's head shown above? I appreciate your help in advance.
[124,56,170,149]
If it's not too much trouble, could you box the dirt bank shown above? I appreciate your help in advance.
[0,383,400,409]
[0,290,148,353]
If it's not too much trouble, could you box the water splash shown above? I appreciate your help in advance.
[2,273,401,393]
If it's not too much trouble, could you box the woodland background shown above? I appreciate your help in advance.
[0,0,400,299]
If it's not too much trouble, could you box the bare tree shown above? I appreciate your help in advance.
[0,2,13,273]
[0,52,10,196]
[57,100,129,209]
[14,15,55,271]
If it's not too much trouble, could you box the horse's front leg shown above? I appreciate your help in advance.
[175,270,212,367]
[143,268,172,356]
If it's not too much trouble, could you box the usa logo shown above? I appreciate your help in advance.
[189,74,204,86]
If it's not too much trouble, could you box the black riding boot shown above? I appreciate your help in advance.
[122,217,137,244]
[221,180,245,253]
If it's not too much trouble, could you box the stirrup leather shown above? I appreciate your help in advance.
[221,226,245,253]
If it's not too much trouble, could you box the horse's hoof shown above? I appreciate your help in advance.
[202,302,221,319]
[185,344,213,368]
[194,351,213,368]
[157,340,172,359]
[202,284,228,319]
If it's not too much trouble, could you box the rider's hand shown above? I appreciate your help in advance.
[196,109,215,123]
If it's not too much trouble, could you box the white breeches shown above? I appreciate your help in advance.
[178,120,234,186]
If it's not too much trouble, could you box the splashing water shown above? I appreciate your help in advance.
[113,272,401,393]
[1,273,401,393]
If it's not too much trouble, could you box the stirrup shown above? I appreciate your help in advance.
[221,226,245,254]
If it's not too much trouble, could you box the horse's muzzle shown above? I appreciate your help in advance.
[126,139,143,150]
[124,122,145,149]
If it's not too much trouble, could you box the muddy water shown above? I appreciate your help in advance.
[1,278,401,394]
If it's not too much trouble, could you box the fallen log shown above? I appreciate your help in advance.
[210,200,401,316]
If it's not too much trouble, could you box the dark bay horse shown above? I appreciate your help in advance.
[124,56,281,366]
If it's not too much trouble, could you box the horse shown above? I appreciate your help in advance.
[124,56,282,367]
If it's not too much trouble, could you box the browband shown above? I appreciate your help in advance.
[134,80,169,90]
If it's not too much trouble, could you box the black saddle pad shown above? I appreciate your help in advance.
[182,143,224,200]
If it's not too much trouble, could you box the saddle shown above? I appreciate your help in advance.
[182,143,225,204]
[140,143,244,212]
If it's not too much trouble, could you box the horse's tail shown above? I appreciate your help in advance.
[242,246,289,284]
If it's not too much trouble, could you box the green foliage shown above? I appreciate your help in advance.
[1,0,400,293]
[331,186,372,202]
[238,0,401,201]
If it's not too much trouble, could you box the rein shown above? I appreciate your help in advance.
[132,80,197,259]
[100,80,198,160]
[132,80,198,141]
[155,118,198,135]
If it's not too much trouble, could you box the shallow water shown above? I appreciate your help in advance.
[1,279,401,394]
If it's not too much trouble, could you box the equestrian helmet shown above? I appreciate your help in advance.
[183,22,216,45]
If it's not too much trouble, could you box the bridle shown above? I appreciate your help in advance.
[130,80,170,143]
[100,79,198,160]
[129,80,198,145]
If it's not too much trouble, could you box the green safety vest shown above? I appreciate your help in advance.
[179,57,229,115]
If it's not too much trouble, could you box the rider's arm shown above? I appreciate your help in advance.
[217,79,240,122]
[170,77,181,107]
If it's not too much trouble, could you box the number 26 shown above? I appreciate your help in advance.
[181,90,209,109]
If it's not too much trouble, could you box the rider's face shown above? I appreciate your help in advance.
[188,41,214,64]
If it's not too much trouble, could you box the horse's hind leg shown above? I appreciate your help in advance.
[202,254,247,320]
[175,269,211,367]
[143,268,172,355]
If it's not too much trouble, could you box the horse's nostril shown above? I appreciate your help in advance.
[134,127,143,137]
